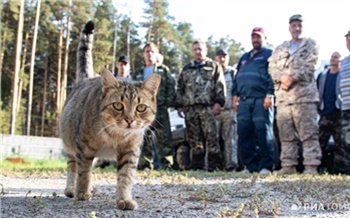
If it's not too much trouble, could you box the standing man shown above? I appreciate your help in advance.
[175,40,226,171]
[139,42,176,170]
[215,48,238,171]
[233,27,275,174]
[116,55,131,79]
[337,30,350,175]
[317,52,342,174]
[268,14,322,175]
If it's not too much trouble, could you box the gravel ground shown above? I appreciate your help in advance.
[1,171,350,218]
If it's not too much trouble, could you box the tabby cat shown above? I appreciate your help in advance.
[59,21,160,210]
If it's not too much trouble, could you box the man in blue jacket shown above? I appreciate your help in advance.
[233,27,275,174]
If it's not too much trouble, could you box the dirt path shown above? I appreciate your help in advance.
[1,172,350,217]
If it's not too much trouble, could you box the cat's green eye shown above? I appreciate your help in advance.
[136,104,147,112]
[112,102,124,111]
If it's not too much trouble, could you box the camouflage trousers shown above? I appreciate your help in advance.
[276,103,322,167]
[318,111,344,174]
[184,105,223,171]
[340,110,350,175]
[138,129,158,170]
[138,106,173,170]
[153,106,174,169]
[215,109,238,170]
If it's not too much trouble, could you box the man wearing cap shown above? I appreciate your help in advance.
[116,55,131,79]
[337,30,350,175]
[174,40,226,171]
[268,14,322,175]
[232,27,275,174]
[215,48,238,171]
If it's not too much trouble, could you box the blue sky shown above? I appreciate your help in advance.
[114,0,349,62]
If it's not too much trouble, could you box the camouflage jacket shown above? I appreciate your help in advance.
[174,58,226,109]
[268,37,320,105]
[137,63,176,108]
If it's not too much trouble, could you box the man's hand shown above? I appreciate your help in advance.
[232,96,239,111]
[281,83,290,91]
[263,97,273,110]
[280,74,294,91]
[212,103,221,115]
[177,108,184,118]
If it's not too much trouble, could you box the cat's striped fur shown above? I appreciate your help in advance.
[59,21,160,210]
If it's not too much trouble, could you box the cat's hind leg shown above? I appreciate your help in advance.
[64,153,76,198]
[116,148,140,210]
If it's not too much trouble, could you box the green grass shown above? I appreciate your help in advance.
[1,157,67,172]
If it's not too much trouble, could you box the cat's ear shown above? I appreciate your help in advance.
[142,74,161,97]
[100,69,119,97]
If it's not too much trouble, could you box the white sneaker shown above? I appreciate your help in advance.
[259,168,271,174]
[239,168,250,173]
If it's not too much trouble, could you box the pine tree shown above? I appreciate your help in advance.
[27,0,41,135]
[10,0,24,135]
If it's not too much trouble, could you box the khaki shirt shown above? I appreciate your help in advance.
[268,37,320,105]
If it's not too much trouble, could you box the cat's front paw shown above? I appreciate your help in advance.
[117,199,138,210]
[64,186,75,198]
[76,191,91,201]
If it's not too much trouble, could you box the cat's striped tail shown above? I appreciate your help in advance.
[76,20,95,83]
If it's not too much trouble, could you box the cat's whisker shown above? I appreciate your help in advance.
[147,125,158,134]
[142,128,149,138]
[107,126,115,135]
[153,118,164,128]
[97,123,115,135]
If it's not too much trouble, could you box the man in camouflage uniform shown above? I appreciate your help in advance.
[268,14,322,175]
[137,42,176,170]
[174,40,226,171]
[215,48,238,171]
[317,52,342,174]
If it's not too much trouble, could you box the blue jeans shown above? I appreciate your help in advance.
[237,97,274,172]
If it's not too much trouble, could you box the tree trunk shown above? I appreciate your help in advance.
[56,22,63,114]
[0,9,9,83]
[127,20,130,58]
[41,54,48,136]
[60,0,71,111]
[54,22,64,137]
[112,22,118,76]
[147,29,152,43]
[17,29,30,114]
[27,0,41,136]
[10,0,25,135]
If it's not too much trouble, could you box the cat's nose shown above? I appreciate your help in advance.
[125,118,134,125]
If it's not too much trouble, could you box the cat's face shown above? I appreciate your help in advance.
[101,85,156,131]
[100,70,160,133]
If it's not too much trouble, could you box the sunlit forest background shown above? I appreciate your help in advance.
[0,0,250,137]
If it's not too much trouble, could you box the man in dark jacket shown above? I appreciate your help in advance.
[233,27,275,174]
[317,51,342,174]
